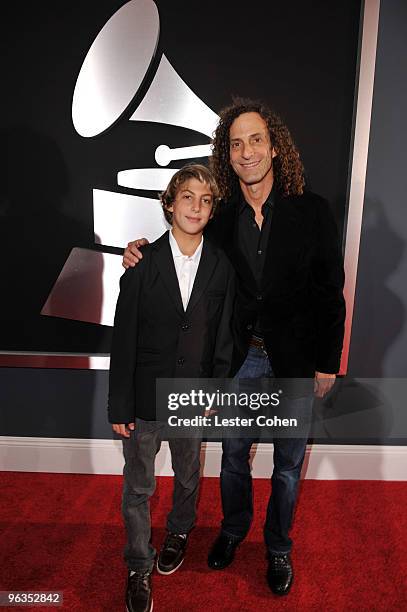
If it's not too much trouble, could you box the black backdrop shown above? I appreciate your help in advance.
[0,0,361,353]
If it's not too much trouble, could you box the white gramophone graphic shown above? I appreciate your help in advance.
[41,0,219,327]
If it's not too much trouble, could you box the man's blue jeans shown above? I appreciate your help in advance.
[220,345,313,555]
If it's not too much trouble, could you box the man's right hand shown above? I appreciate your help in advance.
[122,238,149,268]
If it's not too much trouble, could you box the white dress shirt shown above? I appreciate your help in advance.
[169,230,203,310]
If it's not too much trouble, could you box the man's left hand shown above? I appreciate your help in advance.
[314,371,336,398]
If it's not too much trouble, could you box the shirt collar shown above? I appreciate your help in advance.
[239,185,275,216]
[169,230,203,261]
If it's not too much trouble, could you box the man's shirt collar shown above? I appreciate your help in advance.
[238,185,275,216]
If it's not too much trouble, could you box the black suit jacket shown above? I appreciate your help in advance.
[205,190,346,378]
[108,231,235,423]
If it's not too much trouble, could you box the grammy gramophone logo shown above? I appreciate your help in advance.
[42,0,219,326]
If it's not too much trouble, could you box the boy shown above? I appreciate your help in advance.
[108,164,235,612]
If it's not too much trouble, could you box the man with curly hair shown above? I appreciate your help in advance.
[123,98,345,596]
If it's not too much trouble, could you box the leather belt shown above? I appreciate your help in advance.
[249,335,266,351]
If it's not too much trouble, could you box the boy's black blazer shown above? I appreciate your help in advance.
[108,231,235,423]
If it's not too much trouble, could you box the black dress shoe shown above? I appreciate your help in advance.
[267,554,293,596]
[207,533,241,570]
[157,533,187,575]
[126,570,153,612]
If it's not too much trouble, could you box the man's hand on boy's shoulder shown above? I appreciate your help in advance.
[122,238,149,269]
[112,423,135,438]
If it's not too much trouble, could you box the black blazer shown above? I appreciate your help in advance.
[205,190,346,378]
[108,231,235,423]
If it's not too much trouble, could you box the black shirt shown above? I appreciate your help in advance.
[237,188,274,289]
[237,188,275,337]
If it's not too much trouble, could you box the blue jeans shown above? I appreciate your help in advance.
[220,346,313,555]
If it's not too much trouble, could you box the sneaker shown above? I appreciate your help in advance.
[126,569,153,612]
[156,533,187,575]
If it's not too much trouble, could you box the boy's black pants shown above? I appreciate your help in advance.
[122,418,202,572]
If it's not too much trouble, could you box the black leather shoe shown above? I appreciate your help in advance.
[267,554,293,596]
[126,570,153,612]
[207,533,241,570]
[157,533,187,575]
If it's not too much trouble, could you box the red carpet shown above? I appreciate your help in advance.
[0,472,406,611]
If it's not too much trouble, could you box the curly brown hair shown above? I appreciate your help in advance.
[160,164,219,224]
[210,98,305,200]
